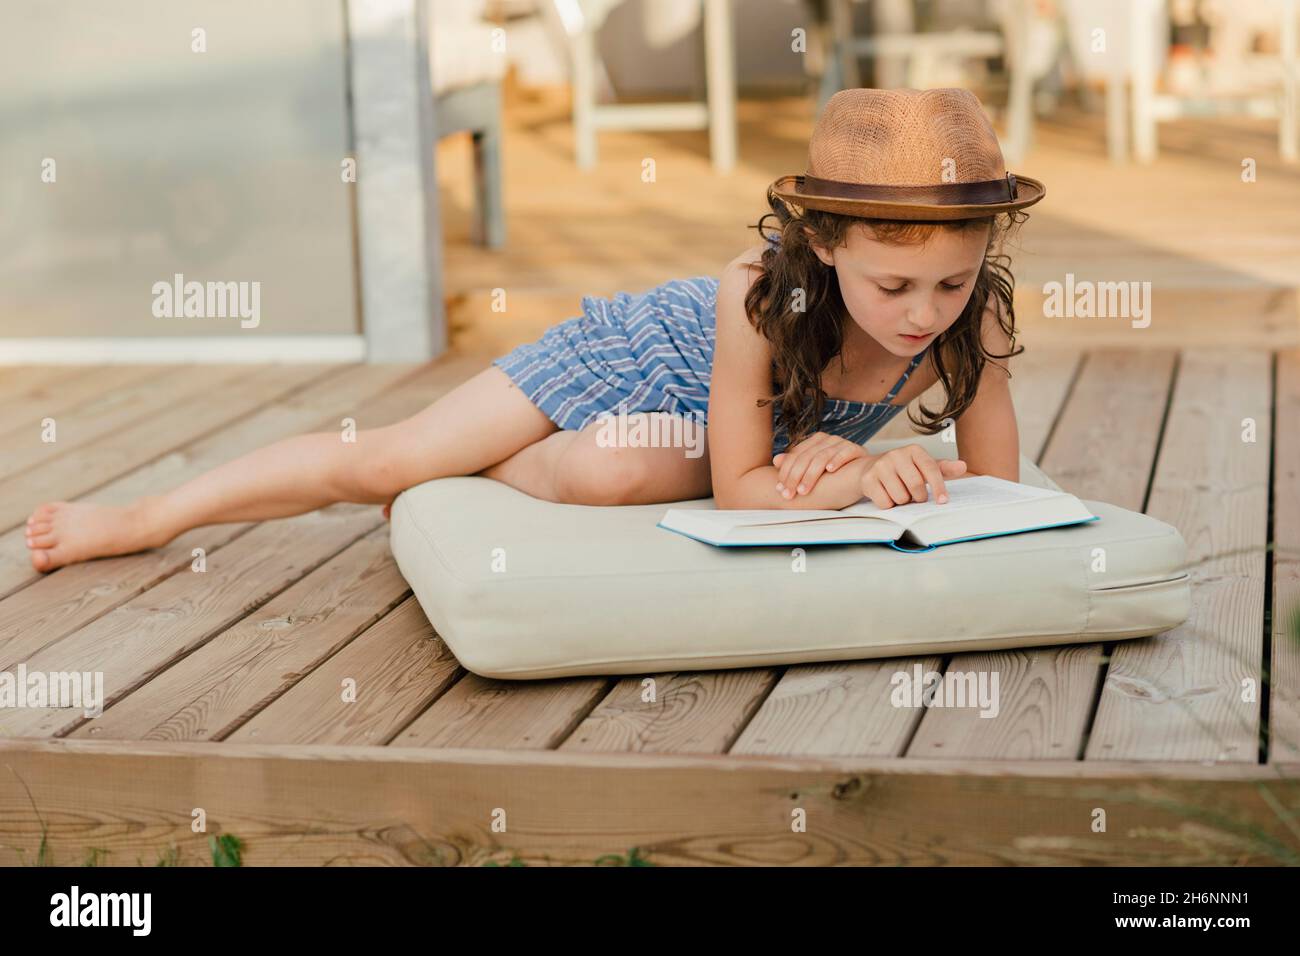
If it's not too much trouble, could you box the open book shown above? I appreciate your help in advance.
[657,474,1099,552]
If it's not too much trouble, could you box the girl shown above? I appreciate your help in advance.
[25,87,1044,572]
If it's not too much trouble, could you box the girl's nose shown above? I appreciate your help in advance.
[905,301,941,330]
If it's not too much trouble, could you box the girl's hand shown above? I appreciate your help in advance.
[860,444,968,508]
[772,432,870,498]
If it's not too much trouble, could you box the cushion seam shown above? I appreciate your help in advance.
[396,494,472,590]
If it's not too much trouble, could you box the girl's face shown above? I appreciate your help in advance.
[808,222,990,358]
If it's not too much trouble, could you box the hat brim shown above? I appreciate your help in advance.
[769,173,1046,221]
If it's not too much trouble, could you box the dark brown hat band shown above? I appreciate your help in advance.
[796,172,1018,205]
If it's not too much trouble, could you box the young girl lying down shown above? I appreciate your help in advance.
[25,87,1043,572]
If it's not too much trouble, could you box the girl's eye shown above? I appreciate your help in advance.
[879,280,966,296]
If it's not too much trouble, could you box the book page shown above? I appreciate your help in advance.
[843,475,1062,528]
[676,508,849,527]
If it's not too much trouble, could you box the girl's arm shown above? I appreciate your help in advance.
[954,297,1022,482]
[708,256,872,511]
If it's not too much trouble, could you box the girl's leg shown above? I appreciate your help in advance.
[25,366,559,571]
[481,412,713,505]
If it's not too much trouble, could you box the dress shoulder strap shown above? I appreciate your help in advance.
[882,344,930,403]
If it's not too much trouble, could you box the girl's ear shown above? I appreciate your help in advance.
[801,226,835,267]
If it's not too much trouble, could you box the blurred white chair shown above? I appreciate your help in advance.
[431,0,508,247]
[1060,0,1166,163]
[546,0,738,171]
[1065,0,1299,163]
[816,0,1041,163]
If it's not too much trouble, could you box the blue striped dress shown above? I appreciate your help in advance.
[491,259,928,458]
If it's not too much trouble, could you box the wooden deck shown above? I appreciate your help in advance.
[4,79,1300,865]
[0,346,1296,866]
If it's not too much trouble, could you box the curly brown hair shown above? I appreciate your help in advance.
[742,184,1028,450]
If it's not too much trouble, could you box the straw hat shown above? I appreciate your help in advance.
[770,88,1045,221]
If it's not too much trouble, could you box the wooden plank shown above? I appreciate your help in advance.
[1007,348,1085,462]
[730,659,942,756]
[1015,287,1300,349]
[0,363,425,658]
[0,365,255,481]
[908,350,1176,759]
[0,359,472,599]
[0,739,1297,866]
[1087,350,1272,761]
[0,500,382,740]
[1270,349,1300,764]
[391,671,610,750]
[65,527,406,742]
[0,364,172,434]
[0,364,331,530]
[558,670,779,753]
[0,356,483,690]
[0,367,91,406]
[733,349,1081,757]
[228,597,458,745]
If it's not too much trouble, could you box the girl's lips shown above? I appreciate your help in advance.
[900,332,932,340]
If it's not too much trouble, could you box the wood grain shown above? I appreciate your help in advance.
[1,739,1297,866]
[908,350,1176,760]
[1269,350,1300,764]
[1087,350,1272,761]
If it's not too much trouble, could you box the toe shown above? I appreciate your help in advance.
[27,531,57,548]
[29,548,52,572]
[27,520,53,535]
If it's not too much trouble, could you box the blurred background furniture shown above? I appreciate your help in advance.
[1126,0,1298,163]
[544,0,738,171]
[431,0,509,248]
[1062,0,1298,164]
[813,0,1041,162]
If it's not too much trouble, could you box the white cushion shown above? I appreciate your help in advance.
[390,434,1191,680]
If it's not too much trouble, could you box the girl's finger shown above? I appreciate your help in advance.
[824,443,860,473]
[778,452,802,492]
[776,446,803,490]
[914,456,950,503]
[895,458,930,503]
[861,474,891,509]
[778,438,823,493]
[795,449,837,494]
[878,468,912,506]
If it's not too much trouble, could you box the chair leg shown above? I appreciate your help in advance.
[703,0,737,173]
[571,26,597,169]
[1104,71,1129,164]
[1130,0,1159,163]
[829,0,859,89]
[1002,0,1034,165]
[1282,0,1298,162]
[472,119,506,249]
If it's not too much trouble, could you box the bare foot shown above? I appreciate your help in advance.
[25,498,167,572]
